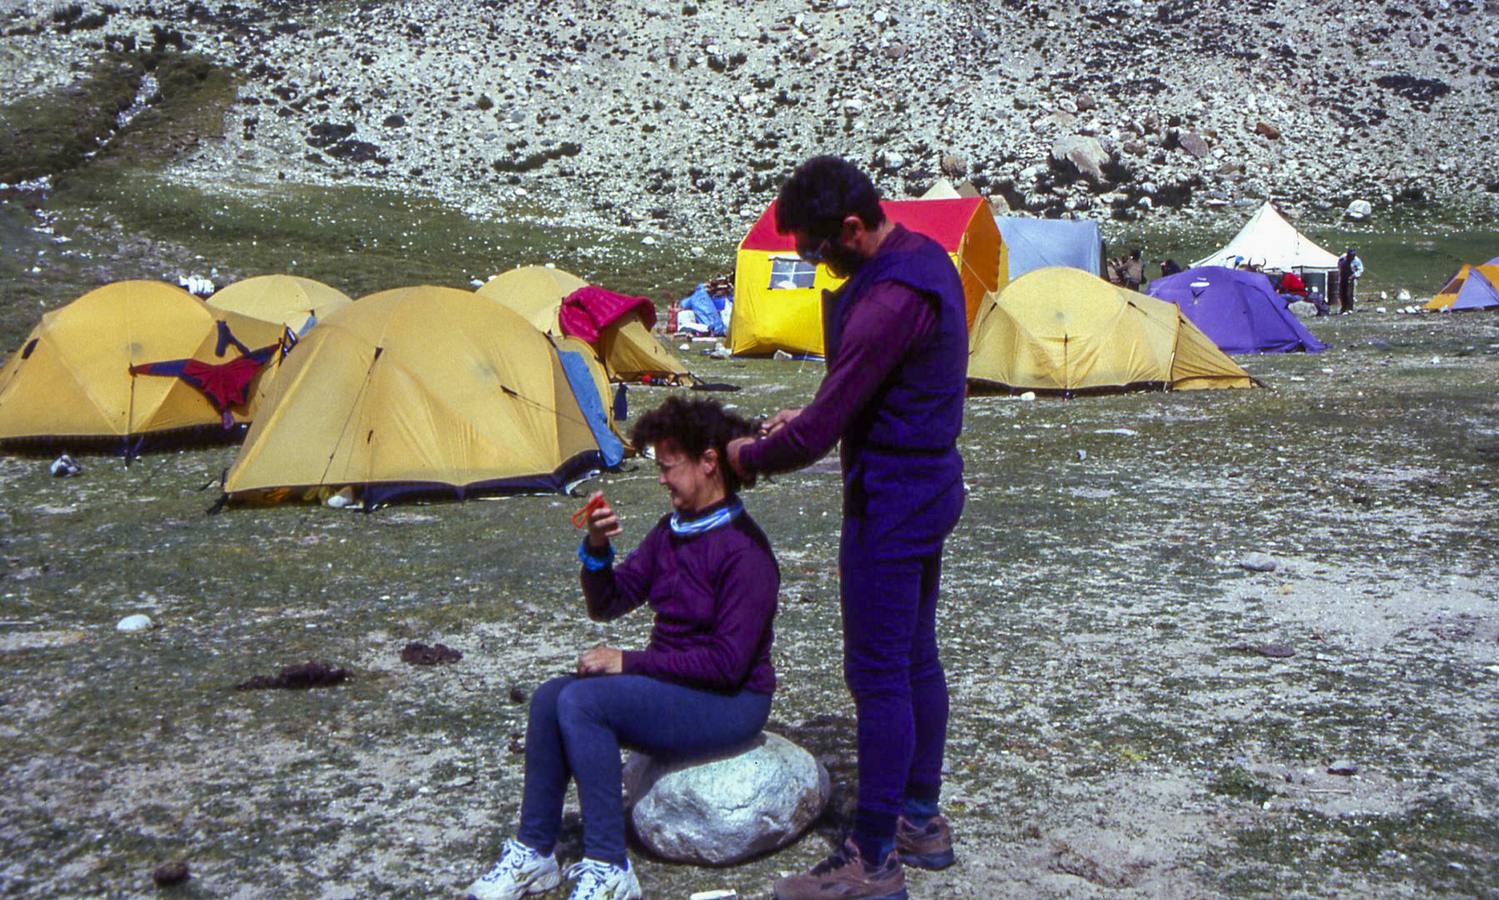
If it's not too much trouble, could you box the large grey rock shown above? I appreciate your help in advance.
[624,731,829,865]
[1051,134,1108,181]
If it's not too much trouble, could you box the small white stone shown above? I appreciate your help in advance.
[1019,391,1037,401]
[116,614,153,633]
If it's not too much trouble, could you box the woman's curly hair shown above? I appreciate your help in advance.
[629,395,759,494]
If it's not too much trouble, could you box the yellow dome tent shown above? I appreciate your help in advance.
[0,280,285,449]
[1424,257,1499,311]
[206,274,352,334]
[476,266,689,383]
[729,196,1007,357]
[223,285,624,508]
[968,268,1256,395]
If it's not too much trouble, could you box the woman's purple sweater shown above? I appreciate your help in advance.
[581,501,779,695]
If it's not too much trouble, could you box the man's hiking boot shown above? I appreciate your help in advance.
[771,839,907,900]
[464,838,562,900]
[896,814,955,870]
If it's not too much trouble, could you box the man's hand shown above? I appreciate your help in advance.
[584,492,621,549]
[726,436,754,479]
[761,407,803,436]
[577,644,623,676]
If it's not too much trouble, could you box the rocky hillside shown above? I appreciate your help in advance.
[3,0,1496,237]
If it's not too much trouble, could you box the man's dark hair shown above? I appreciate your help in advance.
[630,395,759,494]
[774,155,885,239]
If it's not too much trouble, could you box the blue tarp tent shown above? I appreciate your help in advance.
[1147,267,1327,354]
[996,217,1104,280]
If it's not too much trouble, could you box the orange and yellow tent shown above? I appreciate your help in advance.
[1425,257,1499,311]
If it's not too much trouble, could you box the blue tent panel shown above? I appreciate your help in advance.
[996,217,1104,280]
[1450,269,1499,312]
[556,349,625,467]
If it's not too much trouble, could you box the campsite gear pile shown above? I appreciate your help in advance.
[0,269,695,508]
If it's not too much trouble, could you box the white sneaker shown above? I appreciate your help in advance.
[565,857,642,900]
[465,838,562,900]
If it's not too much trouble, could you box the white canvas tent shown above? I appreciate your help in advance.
[919,178,982,200]
[1193,202,1340,294]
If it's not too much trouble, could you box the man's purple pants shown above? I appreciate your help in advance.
[839,459,964,844]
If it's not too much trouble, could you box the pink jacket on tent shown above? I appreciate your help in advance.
[559,286,657,343]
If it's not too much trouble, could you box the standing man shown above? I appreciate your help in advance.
[727,156,966,900]
[1337,247,1363,314]
[1122,248,1145,291]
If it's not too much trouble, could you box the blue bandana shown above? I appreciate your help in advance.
[670,497,743,536]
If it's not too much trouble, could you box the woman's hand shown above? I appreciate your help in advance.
[577,644,623,676]
[585,492,622,549]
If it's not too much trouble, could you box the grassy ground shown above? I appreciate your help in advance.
[1,56,1497,899]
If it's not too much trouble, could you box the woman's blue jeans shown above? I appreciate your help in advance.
[515,674,772,866]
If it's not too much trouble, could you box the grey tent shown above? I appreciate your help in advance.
[996,217,1105,280]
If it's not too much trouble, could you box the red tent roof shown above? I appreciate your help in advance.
[740,197,985,252]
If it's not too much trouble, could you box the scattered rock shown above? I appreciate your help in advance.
[1176,130,1210,158]
[116,614,153,633]
[49,454,82,477]
[1345,199,1373,219]
[235,661,349,691]
[1237,552,1278,572]
[399,641,462,665]
[1228,642,1296,658]
[1253,121,1281,140]
[508,686,528,704]
[1327,759,1359,776]
[625,731,829,865]
[151,861,190,887]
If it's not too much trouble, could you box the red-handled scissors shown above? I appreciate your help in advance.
[571,493,609,528]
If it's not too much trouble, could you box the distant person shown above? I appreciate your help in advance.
[1122,248,1144,291]
[1337,247,1363,314]
[464,396,777,900]
[1159,258,1182,278]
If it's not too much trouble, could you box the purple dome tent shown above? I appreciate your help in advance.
[1147,267,1327,353]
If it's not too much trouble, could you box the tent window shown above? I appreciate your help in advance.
[21,338,37,359]
[769,258,817,290]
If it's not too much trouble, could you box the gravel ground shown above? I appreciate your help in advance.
[1,309,1495,898]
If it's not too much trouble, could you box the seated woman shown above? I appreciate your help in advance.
[466,396,778,900]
